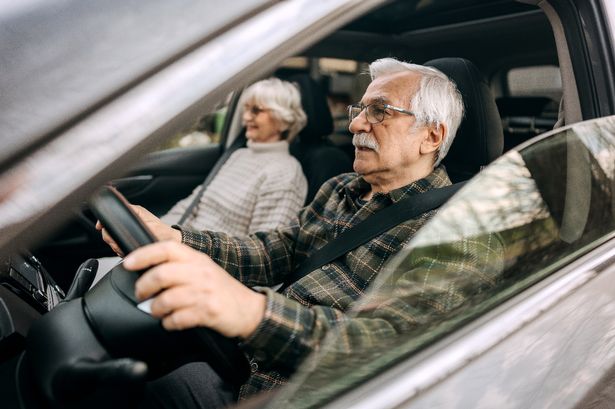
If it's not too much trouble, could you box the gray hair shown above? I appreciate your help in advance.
[241,78,307,142]
[369,58,464,167]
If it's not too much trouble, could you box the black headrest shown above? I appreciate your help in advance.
[286,74,334,143]
[425,58,504,182]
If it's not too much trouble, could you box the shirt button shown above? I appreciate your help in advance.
[250,359,259,373]
[322,264,331,271]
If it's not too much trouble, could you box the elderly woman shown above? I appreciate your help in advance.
[94,78,307,281]
[161,78,308,235]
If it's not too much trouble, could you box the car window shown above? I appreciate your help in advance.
[271,116,615,408]
[159,93,234,149]
[496,65,562,152]
[507,65,562,100]
[275,56,367,161]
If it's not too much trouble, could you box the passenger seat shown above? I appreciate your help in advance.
[284,74,353,204]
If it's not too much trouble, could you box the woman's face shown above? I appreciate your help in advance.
[242,102,283,143]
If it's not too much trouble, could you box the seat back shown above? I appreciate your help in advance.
[284,74,353,204]
[496,96,559,151]
[425,58,504,182]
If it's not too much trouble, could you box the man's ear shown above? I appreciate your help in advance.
[420,123,446,155]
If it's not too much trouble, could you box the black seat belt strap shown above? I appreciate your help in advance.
[178,135,246,225]
[279,182,466,291]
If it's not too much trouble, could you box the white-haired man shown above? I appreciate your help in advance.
[100,58,465,408]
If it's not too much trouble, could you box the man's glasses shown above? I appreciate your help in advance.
[244,105,270,116]
[347,102,415,124]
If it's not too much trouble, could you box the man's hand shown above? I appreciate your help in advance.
[95,205,181,256]
[124,241,267,340]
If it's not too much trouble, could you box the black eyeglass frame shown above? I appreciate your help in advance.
[347,103,415,124]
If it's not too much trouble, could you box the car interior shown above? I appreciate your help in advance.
[3,0,615,408]
[32,0,562,292]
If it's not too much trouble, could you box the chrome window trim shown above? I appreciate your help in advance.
[0,0,386,254]
[324,236,615,409]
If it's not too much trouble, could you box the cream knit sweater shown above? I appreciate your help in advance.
[161,140,307,236]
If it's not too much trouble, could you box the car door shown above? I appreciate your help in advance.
[270,115,615,409]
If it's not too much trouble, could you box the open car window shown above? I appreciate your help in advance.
[271,116,615,408]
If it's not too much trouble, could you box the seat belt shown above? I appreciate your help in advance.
[278,181,466,292]
[178,134,247,225]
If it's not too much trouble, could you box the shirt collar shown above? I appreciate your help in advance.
[345,165,452,203]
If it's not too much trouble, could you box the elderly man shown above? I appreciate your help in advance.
[100,57,464,408]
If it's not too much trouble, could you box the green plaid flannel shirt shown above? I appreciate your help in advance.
[177,166,451,398]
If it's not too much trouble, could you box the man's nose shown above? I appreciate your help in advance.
[349,109,372,134]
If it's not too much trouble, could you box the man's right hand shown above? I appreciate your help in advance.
[95,204,182,256]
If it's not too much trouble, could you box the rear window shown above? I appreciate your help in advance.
[498,65,562,151]
[507,65,562,100]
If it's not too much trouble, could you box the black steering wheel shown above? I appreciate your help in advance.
[24,186,250,408]
[87,185,251,384]
[89,185,157,254]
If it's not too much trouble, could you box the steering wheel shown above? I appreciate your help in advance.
[24,185,250,408]
[89,185,157,254]
[87,185,251,385]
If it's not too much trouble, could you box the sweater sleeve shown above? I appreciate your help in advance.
[247,165,308,234]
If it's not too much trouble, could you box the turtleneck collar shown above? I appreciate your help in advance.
[246,140,290,153]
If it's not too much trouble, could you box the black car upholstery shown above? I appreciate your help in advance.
[425,57,504,182]
[286,74,353,204]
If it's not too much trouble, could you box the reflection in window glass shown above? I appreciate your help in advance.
[271,117,615,409]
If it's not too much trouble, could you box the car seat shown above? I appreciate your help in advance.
[425,58,504,182]
[285,74,353,204]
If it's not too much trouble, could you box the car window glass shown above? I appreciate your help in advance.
[271,116,615,409]
[496,65,562,151]
[507,65,562,100]
[159,94,233,149]
[276,56,367,161]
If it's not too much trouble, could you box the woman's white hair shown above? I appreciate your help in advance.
[369,58,464,167]
[241,78,307,142]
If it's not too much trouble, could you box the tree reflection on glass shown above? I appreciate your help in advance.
[272,116,615,409]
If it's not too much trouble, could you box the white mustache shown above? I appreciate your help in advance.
[352,133,379,152]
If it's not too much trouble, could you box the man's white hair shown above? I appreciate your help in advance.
[241,78,307,142]
[369,58,464,167]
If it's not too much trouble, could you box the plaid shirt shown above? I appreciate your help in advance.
[178,166,451,398]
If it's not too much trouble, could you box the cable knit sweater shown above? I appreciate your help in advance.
[161,140,307,236]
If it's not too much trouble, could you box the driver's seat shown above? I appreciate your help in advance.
[425,57,504,182]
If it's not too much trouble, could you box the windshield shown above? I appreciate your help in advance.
[272,116,615,408]
[0,0,269,167]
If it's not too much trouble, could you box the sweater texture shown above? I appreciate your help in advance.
[162,140,307,235]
